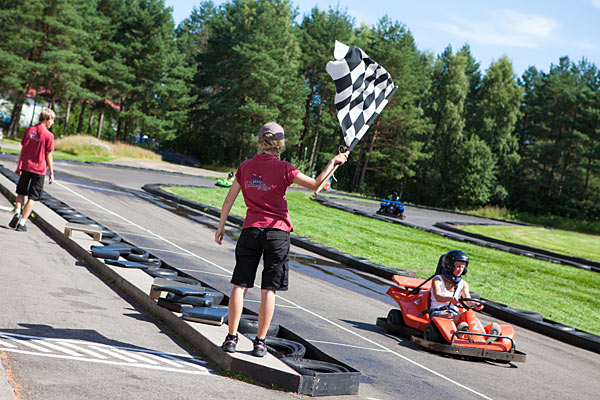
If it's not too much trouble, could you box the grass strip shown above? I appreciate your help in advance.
[460,224,600,262]
[164,186,600,336]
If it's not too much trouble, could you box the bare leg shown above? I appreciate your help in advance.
[256,289,276,339]
[20,199,35,222]
[227,285,247,335]
[14,194,24,214]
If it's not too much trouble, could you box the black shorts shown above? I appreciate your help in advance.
[231,227,290,291]
[16,170,45,201]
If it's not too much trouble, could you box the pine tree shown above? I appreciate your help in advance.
[197,0,305,165]
[474,56,523,204]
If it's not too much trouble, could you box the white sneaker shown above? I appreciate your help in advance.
[486,322,501,343]
[456,322,473,343]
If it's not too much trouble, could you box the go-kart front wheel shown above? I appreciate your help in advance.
[423,323,443,343]
[387,309,405,326]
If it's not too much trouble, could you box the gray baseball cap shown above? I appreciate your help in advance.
[260,122,285,140]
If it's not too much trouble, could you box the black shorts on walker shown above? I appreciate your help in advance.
[16,170,45,201]
[231,227,290,291]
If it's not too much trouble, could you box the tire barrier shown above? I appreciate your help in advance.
[92,244,131,256]
[91,247,120,260]
[245,335,306,359]
[145,268,179,279]
[122,246,150,263]
[236,314,280,337]
[165,292,213,308]
[281,357,351,375]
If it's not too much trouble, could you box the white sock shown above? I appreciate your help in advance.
[18,219,26,226]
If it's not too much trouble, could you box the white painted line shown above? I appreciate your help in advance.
[34,340,83,357]
[54,181,493,399]
[6,338,53,353]
[0,348,213,375]
[137,247,195,256]
[87,346,139,363]
[307,340,390,352]
[176,269,231,278]
[57,342,109,359]
[113,349,161,365]
[55,182,125,195]
[0,339,16,348]
[244,299,299,309]
[140,352,185,368]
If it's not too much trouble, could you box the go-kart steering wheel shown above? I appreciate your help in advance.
[458,298,484,311]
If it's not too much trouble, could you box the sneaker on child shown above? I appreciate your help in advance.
[252,336,267,357]
[16,222,27,232]
[8,213,20,229]
[222,334,238,353]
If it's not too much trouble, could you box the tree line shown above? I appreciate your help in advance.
[1,0,598,220]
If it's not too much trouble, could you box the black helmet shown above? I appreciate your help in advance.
[442,250,469,276]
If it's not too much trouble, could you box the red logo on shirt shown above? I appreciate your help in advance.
[246,173,271,191]
[26,129,40,141]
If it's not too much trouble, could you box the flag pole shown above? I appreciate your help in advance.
[314,138,360,194]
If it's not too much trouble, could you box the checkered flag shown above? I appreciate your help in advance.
[326,41,398,150]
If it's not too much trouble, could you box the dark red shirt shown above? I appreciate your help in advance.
[236,154,300,231]
[18,123,54,175]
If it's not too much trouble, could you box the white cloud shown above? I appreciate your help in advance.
[592,0,600,10]
[435,10,560,49]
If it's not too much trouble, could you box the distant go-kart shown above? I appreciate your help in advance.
[376,198,405,219]
[216,173,235,188]
[377,274,526,363]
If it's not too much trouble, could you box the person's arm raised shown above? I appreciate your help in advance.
[293,151,349,191]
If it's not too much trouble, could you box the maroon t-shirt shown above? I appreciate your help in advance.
[18,123,54,175]
[236,154,300,231]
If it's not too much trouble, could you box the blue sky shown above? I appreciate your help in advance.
[165,0,600,77]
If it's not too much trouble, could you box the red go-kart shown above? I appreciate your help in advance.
[377,275,526,363]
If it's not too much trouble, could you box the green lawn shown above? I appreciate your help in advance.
[165,186,600,336]
[461,224,600,262]
[1,146,114,162]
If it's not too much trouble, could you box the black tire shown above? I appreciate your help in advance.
[506,307,543,321]
[423,323,444,343]
[146,268,179,278]
[386,309,405,326]
[245,335,306,359]
[66,217,97,225]
[236,314,280,336]
[161,276,203,286]
[166,293,213,308]
[101,230,119,239]
[266,337,306,359]
[55,207,78,216]
[280,358,349,376]
[100,234,123,245]
[203,288,225,305]
[123,246,150,262]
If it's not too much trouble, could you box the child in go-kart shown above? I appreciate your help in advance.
[430,250,500,343]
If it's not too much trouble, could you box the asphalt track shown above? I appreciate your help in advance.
[1,156,598,399]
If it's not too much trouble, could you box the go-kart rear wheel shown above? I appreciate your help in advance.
[423,323,443,343]
[387,309,405,326]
